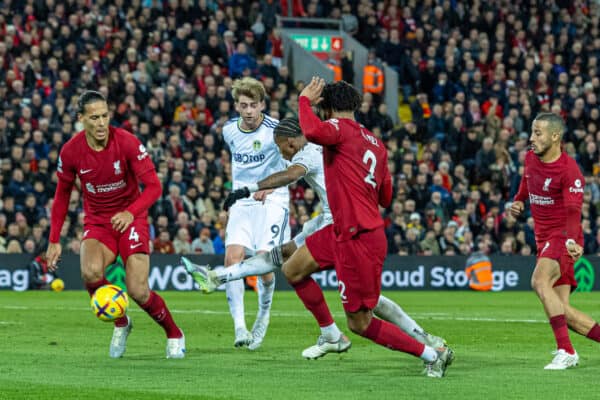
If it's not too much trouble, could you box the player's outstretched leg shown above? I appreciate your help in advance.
[352,314,452,378]
[182,257,220,293]
[374,295,454,367]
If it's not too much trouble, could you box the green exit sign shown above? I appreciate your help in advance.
[290,34,343,52]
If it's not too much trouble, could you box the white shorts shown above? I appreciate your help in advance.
[293,213,333,248]
[226,201,290,253]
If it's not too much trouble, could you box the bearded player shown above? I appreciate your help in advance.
[511,112,600,370]
[46,90,185,359]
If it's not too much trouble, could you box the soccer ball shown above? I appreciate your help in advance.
[91,285,129,322]
[50,278,64,292]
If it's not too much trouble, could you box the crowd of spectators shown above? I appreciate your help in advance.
[0,0,599,259]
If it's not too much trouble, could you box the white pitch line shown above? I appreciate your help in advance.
[0,304,546,323]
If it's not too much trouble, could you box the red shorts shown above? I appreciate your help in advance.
[536,236,577,289]
[83,218,150,263]
[306,225,387,312]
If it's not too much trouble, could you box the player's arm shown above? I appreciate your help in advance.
[47,176,75,270]
[111,134,161,232]
[224,164,306,210]
[563,169,584,259]
[378,152,393,208]
[298,77,342,146]
[511,168,528,217]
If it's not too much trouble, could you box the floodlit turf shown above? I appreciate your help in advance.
[1,290,600,400]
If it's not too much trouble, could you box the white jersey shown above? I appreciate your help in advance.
[291,142,332,224]
[224,114,289,207]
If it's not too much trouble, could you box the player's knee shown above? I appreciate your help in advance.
[225,252,244,267]
[346,318,368,335]
[282,263,302,284]
[127,282,150,304]
[280,242,297,260]
[81,267,104,283]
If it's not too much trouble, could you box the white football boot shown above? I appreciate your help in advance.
[234,327,253,348]
[109,316,132,358]
[302,334,352,359]
[248,313,270,350]
[544,349,579,370]
[166,331,186,359]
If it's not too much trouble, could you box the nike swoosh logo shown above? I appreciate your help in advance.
[80,169,92,174]
[130,243,143,249]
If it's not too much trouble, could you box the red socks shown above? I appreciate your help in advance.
[362,318,425,357]
[85,277,110,296]
[550,315,575,354]
[138,291,182,338]
[290,278,334,327]
[586,323,600,342]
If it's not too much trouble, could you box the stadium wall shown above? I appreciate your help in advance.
[2,255,598,292]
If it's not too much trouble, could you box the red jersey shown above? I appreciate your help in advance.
[514,151,584,243]
[56,126,156,225]
[299,97,392,241]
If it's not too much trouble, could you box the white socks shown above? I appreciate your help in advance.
[373,295,428,343]
[257,276,275,320]
[420,346,438,362]
[217,253,277,284]
[225,279,246,331]
[320,322,343,342]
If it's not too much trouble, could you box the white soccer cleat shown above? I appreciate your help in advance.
[544,349,579,370]
[109,316,132,358]
[234,327,253,348]
[248,314,270,350]
[424,346,454,378]
[422,334,447,349]
[166,332,186,359]
[302,334,352,359]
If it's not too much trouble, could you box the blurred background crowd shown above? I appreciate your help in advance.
[0,0,599,258]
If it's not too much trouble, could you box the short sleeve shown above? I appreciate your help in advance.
[123,132,156,178]
[562,162,584,208]
[291,146,320,175]
[56,146,76,183]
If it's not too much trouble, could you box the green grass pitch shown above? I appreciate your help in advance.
[1,290,599,400]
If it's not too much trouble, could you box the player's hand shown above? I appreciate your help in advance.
[224,187,251,211]
[299,76,325,106]
[111,211,134,233]
[45,242,62,272]
[566,239,583,261]
[253,189,274,203]
[510,201,524,218]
